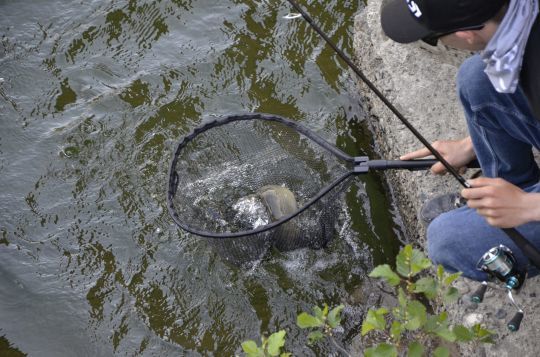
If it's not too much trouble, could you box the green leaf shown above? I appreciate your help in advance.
[361,308,388,336]
[424,317,437,333]
[327,304,344,328]
[396,245,431,278]
[312,304,328,320]
[307,330,324,345]
[413,277,438,299]
[437,265,445,281]
[312,306,324,320]
[434,326,456,342]
[443,287,460,305]
[453,325,474,342]
[407,341,424,357]
[398,288,408,309]
[392,289,407,321]
[297,312,323,329]
[241,340,262,357]
[433,346,450,357]
[471,324,496,344]
[322,304,329,317]
[424,312,454,341]
[403,301,427,331]
[443,272,462,286]
[369,264,401,286]
[410,251,432,276]
[390,321,402,343]
[396,245,413,277]
[280,353,292,357]
[364,343,398,357]
[266,330,286,356]
[391,307,403,323]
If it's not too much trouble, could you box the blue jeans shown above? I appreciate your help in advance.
[427,54,540,281]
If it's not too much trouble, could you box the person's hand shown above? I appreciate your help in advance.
[400,137,476,175]
[461,177,540,228]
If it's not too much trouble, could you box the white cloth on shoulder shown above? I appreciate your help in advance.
[482,0,539,93]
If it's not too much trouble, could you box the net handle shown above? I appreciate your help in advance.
[167,114,475,238]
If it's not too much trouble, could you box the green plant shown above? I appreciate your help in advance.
[297,304,344,344]
[241,330,291,357]
[240,245,495,357]
[240,304,347,356]
[362,244,495,356]
[296,304,351,355]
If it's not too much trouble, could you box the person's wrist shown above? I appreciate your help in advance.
[460,136,476,161]
[523,192,540,223]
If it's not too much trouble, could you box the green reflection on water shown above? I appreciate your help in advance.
[119,79,151,107]
[54,78,77,112]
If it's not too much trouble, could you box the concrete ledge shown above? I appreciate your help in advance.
[353,0,540,355]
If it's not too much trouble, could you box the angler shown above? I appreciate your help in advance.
[381,0,540,283]
[286,0,540,279]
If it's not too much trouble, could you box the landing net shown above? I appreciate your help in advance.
[167,113,355,248]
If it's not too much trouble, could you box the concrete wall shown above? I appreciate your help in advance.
[353,0,540,355]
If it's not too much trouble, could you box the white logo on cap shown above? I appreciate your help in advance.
[407,0,422,18]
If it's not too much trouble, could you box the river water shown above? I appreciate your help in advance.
[0,0,404,355]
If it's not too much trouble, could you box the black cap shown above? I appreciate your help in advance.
[381,0,507,44]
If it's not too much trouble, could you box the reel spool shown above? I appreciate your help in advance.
[476,245,525,290]
[472,245,526,332]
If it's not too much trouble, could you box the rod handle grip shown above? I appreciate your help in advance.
[507,311,524,332]
[471,283,488,303]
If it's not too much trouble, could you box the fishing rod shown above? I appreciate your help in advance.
[285,0,540,270]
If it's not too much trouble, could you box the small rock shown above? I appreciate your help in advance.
[463,312,484,327]
[495,309,507,320]
[349,286,365,305]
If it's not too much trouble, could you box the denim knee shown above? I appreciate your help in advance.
[426,212,456,268]
[426,211,488,281]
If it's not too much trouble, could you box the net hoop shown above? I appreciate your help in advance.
[167,113,355,239]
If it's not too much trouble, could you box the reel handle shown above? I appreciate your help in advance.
[471,282,488,303]
[507,311,524,332]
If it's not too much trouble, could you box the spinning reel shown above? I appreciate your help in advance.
[471,245,526,331]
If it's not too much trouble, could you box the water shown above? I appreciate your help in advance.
[0,0,405,355]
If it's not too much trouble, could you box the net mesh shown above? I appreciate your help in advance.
[206,178,351,265]
[168,114,354,264]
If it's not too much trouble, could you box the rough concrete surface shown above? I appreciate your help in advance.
[352,0,540,355]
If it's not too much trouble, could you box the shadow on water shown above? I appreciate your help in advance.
[0,0,404,355]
